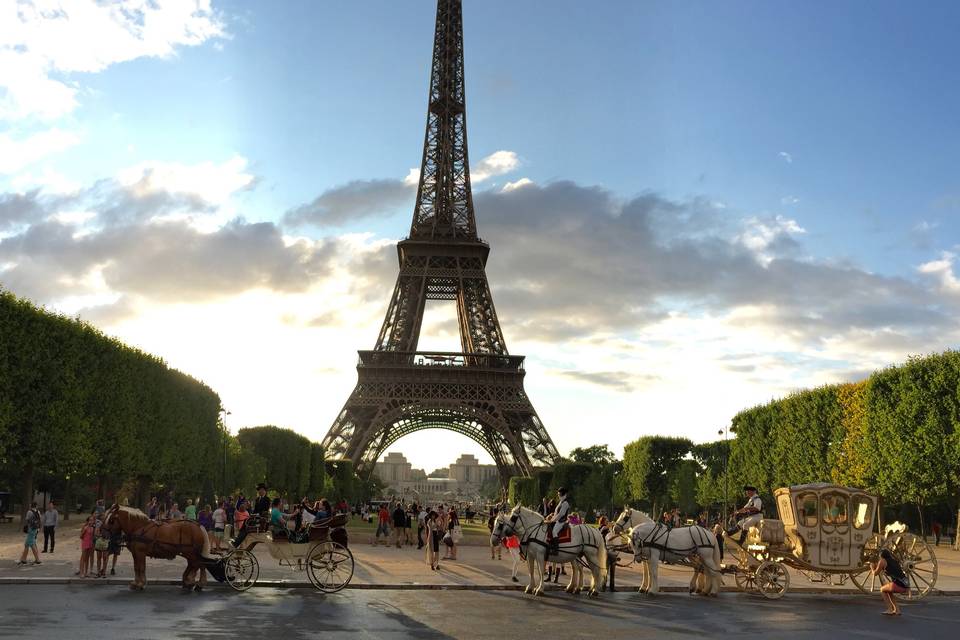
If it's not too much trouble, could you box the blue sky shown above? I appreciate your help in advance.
[2,1,959,471]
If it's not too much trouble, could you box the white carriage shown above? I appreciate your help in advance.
[221,514,355,593]
[727,482,938,599]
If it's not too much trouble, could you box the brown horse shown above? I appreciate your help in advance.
[103,505,224,591]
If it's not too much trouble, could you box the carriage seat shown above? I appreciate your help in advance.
[749,518,785,545]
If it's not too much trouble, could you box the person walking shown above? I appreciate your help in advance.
[444,507,460,561]
[598,516,617,592]
[932,520,942,546]
[107,527,123,575]
[375,504,390,546]
[94,516,110,578]
[212,502,227,550]
[392,502,406,549]
[42,501,59,554]
[416,504,427,549]
[425,510,443,571]
[147,497,159,521]
[504,533,521,582]
[184,499,198,522]
[17,502,42,566]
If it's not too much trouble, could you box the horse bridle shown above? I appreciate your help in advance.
[613,509,632,534]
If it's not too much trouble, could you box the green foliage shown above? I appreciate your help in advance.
[236,426,313,499]
[508,476,538,507]
[569,444,616,466]
[670,459,699,515]
[865,354,960,509]
[0,289,222,511]
[622,435,692,515]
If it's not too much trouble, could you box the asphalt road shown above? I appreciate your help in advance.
[1,586,956,639]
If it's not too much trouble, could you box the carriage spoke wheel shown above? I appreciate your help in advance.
[307,541,354,594]
[755,560,789,599]
[224,549,259,591]
[887,533,937,600]
[734,567,757,592]
[850,533,883,595]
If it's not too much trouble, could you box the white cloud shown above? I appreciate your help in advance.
[780,195,800,205]
[918,252,960,295]
[778,151,793,164]
[0,0,224,121]
[501,177,533,192]
[737,214,805,264]
[403,167,420,187]
[116,154,254,205]
[472,150,520,183]
[0,129,82,174]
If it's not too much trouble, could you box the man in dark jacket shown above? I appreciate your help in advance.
[392,502,406,549]
[252,483,271,517]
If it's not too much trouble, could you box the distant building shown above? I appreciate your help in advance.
[373,452,498,503]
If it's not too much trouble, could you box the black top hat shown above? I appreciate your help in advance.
[256,483,267,491]
[742,485,757,492]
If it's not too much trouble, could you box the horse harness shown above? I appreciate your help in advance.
[508,511,601,564]
[632,522,715,561]
[125,519,204,556]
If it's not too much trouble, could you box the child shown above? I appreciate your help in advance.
[77,516,95,578]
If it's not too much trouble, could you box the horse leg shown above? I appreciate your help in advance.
[129,551,142,590]
[524,553,536,594]
[181,563,194,590]
[136,553,147,590]
[648,550,661,594]
[589,553,602,597]
[564,561,576,593]
[533,554,546,596]
[198,562,208,591]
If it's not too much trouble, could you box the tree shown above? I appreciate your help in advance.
[569,444,616,466]
[508,476,538,507]
[622,436,692,517]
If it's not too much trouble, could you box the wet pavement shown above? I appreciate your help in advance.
[1,585,957,639]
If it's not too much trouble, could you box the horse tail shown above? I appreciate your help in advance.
[200,524,216,560]
[710,528,722,574]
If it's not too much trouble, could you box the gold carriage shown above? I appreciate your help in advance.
[729,483,938,599]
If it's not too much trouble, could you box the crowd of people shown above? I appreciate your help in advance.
[142,484,352,549]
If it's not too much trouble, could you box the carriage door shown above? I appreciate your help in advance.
[820,492,850,567]
[796,493,820,565]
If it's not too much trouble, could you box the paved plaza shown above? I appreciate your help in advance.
[4,521,960,592]
[2,585,958,639]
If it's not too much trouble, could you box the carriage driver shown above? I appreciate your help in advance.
[728,485,762,546]
[545,487,571,554]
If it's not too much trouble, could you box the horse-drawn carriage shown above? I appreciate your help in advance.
[726,482,938,599]
[222,513,354,593]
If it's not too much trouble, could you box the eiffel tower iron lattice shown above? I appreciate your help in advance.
[320,0,560,484]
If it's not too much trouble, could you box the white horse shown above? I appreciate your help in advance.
[613,508,723,596]
[493,505,606,597]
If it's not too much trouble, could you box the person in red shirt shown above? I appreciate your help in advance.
[374,505,390,546]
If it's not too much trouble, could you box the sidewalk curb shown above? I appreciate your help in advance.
[0,578,958,596]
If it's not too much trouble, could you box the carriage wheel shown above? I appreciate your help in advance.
[887,532,938,600]
[224,549,259,591]
[850,533,884,595]
[307,541,354,594]
[755,560,789,599]
[734,568,757,592]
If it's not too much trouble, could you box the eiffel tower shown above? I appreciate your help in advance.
[320,0,560,485]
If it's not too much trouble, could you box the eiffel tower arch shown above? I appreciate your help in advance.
[321,0,561,485]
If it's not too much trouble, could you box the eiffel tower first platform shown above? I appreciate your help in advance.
[320,0,560,484]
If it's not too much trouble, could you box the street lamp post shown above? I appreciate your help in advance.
[220,409,231,500]
[718,426,729,524]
